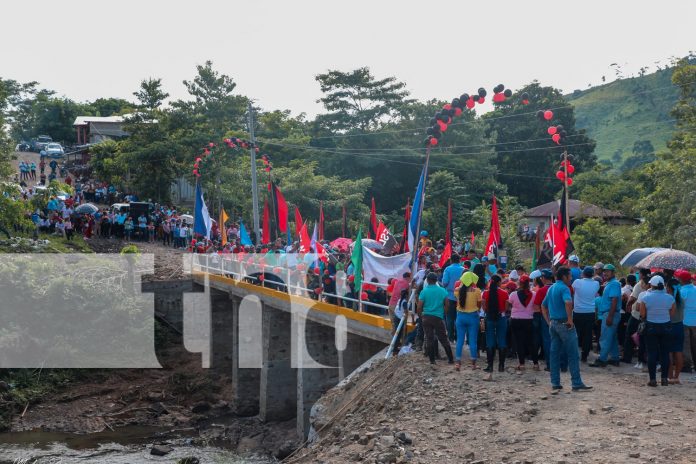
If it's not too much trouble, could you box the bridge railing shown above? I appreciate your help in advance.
[190,253,391,317]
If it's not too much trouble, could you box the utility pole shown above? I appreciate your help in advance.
[248,102,261,245]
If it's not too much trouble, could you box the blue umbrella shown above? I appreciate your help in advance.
[620,247,667,267]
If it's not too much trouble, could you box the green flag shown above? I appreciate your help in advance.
[531,244,538,271]
[351,228,363,295]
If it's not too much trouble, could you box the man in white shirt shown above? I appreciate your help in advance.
[572,266,600,362]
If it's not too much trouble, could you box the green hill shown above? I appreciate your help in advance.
[567,68,678,164]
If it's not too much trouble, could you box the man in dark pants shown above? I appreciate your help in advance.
[622,268,650,365]
[572,266,600,362]
[441,253,464,342]
[418,272,454,365]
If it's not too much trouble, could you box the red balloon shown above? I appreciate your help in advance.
[454,107,463,116]
[443,104,452,110]
[556,171,565,181]
[522,99,530,105]
[544,110,554,121]
[547,126,557,135]
[493,93,503,103]
[466,99,475,109]
[478,97,485,104]
[552,133,561,143]
[360,292,368,300]
[192,169,198,175]
[437,121,448,132]
[429,137,439,146]
[567,164,575,174]
[195,157,202,162]
[566,177,573,186]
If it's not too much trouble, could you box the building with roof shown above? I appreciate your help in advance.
[522,199,638,236]
[73,116,129,144]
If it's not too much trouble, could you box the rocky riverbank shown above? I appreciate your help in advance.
[290,352,696,464]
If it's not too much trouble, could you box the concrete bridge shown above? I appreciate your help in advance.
[145,270,392,438]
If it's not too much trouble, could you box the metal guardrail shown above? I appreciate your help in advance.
[190,253,391,315]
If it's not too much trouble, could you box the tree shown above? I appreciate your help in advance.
[132,79,168,114]
[639,58,696,250]
[572,218,626,265]
[484,82,597,207]
[632,139,654,156]
[314,67,413,133]
[89,97,134,116]
[470,196,526,267]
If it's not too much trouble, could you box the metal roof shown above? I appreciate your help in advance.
[523,199,625,219]
[73,115,127,126]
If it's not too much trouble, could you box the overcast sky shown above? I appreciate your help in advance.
[3,0,694,116]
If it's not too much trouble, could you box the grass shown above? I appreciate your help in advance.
[567,67,678,163]
[0,232,93,253]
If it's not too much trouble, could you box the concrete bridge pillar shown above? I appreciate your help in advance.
[259,305,297,422]
[296,318,339,439]
[231,295,261,416]
[210,288,234,372]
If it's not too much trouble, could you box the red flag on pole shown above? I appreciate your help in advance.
[271,183,288,233]
[400,198,410,253]
[262,198,271,244]
[294,207,304,239]
[470,231,475,247]
[439,241,452,268]
[299,223,311,253]
[445,198,452,245]
[319,201,325,241]
[485,195,502,256]
[370,197,378,240]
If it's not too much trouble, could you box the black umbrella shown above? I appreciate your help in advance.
[74,203,99,214]
[620,247,667,267]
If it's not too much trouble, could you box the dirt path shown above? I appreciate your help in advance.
[292,353,696,464]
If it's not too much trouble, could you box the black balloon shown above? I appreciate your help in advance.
[444,116,452,124]
[504,89,512,97]
[435,112,444,121]
[560,130,568,137]
[424,137,432,146]
[536,110,545,120]
[556,124,564,132]
[478,87,487,97]
[452,98,461,108]
[460,93,470,102]
[521,92,529,99]
[432,131,442,140]
[426,127,434,135]
[429,118,437,126]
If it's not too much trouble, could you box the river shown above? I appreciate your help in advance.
[0,426,272,464]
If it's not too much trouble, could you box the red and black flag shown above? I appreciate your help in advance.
[270,182,288,235]
[399,198,411,253]
[262,198,271,244]
[376,221,399,254]
[319,201,325,241]
[370,197,378,240]
[555,187,575,264]
[485,195,502,257]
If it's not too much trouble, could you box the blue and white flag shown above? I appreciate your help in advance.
[407,165,427,251]
[193,183,212,239]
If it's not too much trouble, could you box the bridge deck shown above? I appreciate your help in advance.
[193,271,414,343]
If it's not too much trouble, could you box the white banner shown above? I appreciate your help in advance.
[362,248,411,285]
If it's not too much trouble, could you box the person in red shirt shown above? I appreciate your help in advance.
[482,275,509,374]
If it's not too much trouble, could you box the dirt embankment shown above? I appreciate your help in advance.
[289,353,696,464]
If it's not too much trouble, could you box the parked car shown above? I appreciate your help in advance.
[45,143,65,158]
[31,135,53,152]
[15,141,31,152]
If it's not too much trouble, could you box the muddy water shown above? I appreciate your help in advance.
[0,426,271,464]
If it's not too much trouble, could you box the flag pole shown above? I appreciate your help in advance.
[563,150,570,232]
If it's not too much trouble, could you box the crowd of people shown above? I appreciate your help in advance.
[11,157,696,390]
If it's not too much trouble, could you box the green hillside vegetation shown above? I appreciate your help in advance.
[568,67,678,166]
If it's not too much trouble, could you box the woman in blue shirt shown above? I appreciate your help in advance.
[639,275,676,387]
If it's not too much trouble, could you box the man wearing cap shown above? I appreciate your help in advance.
[541,266,592,391]
[442,253,464,342]
[417,272,454,365]
[568,255,581,283]
[590,264,622,367]
[572,266,600,362]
